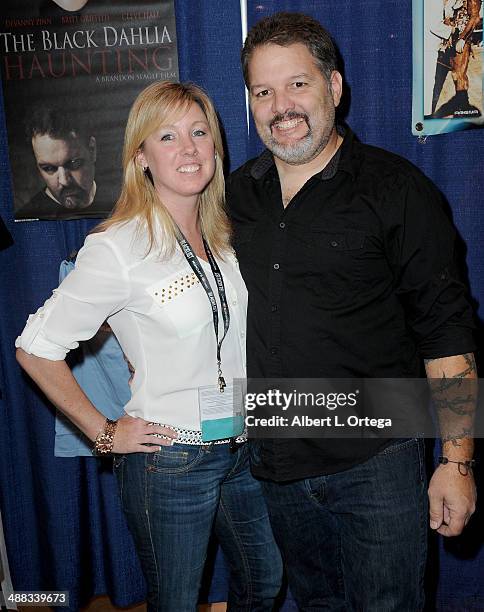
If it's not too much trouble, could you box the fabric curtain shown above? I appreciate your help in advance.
[0,1,482,610]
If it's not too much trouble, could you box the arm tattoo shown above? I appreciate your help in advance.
[454,353,477,379]
[425,353,477,445]
[441,428,474,446]
[432,395,474,416]
[424,353,476,378]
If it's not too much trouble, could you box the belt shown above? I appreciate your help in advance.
[152,423,246,446]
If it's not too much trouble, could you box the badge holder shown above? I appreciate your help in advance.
[199,381,245,442]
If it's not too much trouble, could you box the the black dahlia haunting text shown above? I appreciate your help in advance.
[1,19,175,82]
[1,1,179,221]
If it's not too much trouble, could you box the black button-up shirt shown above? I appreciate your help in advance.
[228,128,476,481]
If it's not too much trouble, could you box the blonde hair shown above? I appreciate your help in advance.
[95,81,231,258]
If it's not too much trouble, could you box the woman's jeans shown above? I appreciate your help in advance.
[114,442,282,612]
[258,438,428,612]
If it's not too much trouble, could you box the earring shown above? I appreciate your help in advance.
[214,152,218,161]
[142,165,148,173]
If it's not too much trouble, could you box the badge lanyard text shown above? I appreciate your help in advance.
[176,229,230,393]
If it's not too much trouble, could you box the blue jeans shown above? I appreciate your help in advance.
[257,438,428,611]
[114,442,282,612]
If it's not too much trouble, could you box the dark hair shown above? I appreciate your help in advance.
[26,106,92,145]
[241,12,337,86]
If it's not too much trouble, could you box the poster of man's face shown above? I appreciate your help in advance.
[32,131,96,210]
[13,106,104,220]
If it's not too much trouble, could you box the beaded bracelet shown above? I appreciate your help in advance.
[92,418,118,455]
[438,456,476,476]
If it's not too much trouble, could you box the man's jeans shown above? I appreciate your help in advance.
[114,442,282,612]
[258,438,428,611]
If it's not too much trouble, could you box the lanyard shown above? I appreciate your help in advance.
[176,229,230,393]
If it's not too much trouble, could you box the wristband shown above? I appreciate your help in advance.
[438,456,476,476]
[93,418,118,455]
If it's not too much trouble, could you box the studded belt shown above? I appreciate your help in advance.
[152,424,246,446]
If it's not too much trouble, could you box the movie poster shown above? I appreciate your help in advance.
[0,1,179,221]
[412,0,484,136]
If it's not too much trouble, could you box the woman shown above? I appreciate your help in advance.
[16,81,282,611]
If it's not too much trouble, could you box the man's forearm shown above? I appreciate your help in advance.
[424,353,477,459]
[459,0,482,41]
[425,353,477,536]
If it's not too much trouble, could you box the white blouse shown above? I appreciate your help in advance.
[16,218,248,430]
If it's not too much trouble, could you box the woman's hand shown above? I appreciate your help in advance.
[112,415,178,453]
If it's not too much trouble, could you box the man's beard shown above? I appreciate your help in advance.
[59,187,89,209]
[261,108,335,165]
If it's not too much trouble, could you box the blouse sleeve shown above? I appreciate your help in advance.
[15,233,130,361]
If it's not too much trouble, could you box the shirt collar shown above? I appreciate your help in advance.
[248,125,357,181]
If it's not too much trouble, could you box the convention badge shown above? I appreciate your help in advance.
[198,381,245,442]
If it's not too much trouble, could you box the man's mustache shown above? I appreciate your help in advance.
[270,111,309,129]
[60,186,86,199]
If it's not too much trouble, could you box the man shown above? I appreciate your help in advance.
[17,107,108,220]
[424,0,454,116]
[228,12,477,610]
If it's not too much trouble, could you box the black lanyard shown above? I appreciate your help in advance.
[176,229,230,393]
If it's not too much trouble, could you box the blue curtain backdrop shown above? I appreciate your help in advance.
[0,1,482,611]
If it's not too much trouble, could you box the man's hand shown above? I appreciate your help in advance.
[455,38,466,53]
[425,353,477,537]
[428,462,476,536]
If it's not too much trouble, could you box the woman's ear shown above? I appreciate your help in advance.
[136,149,147,171]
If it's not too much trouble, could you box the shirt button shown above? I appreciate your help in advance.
[273,263,280,270]
[279,222,285,229]
[232,300,237,306]
[330,241,339,248]
[270,347,278,355]
[241,331,245,338]
[271,304,278,312]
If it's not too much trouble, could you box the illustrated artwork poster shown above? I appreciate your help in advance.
[0,1,179,221]
[412,0,484,136]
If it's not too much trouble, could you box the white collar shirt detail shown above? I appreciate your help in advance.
[16,218,248,430]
